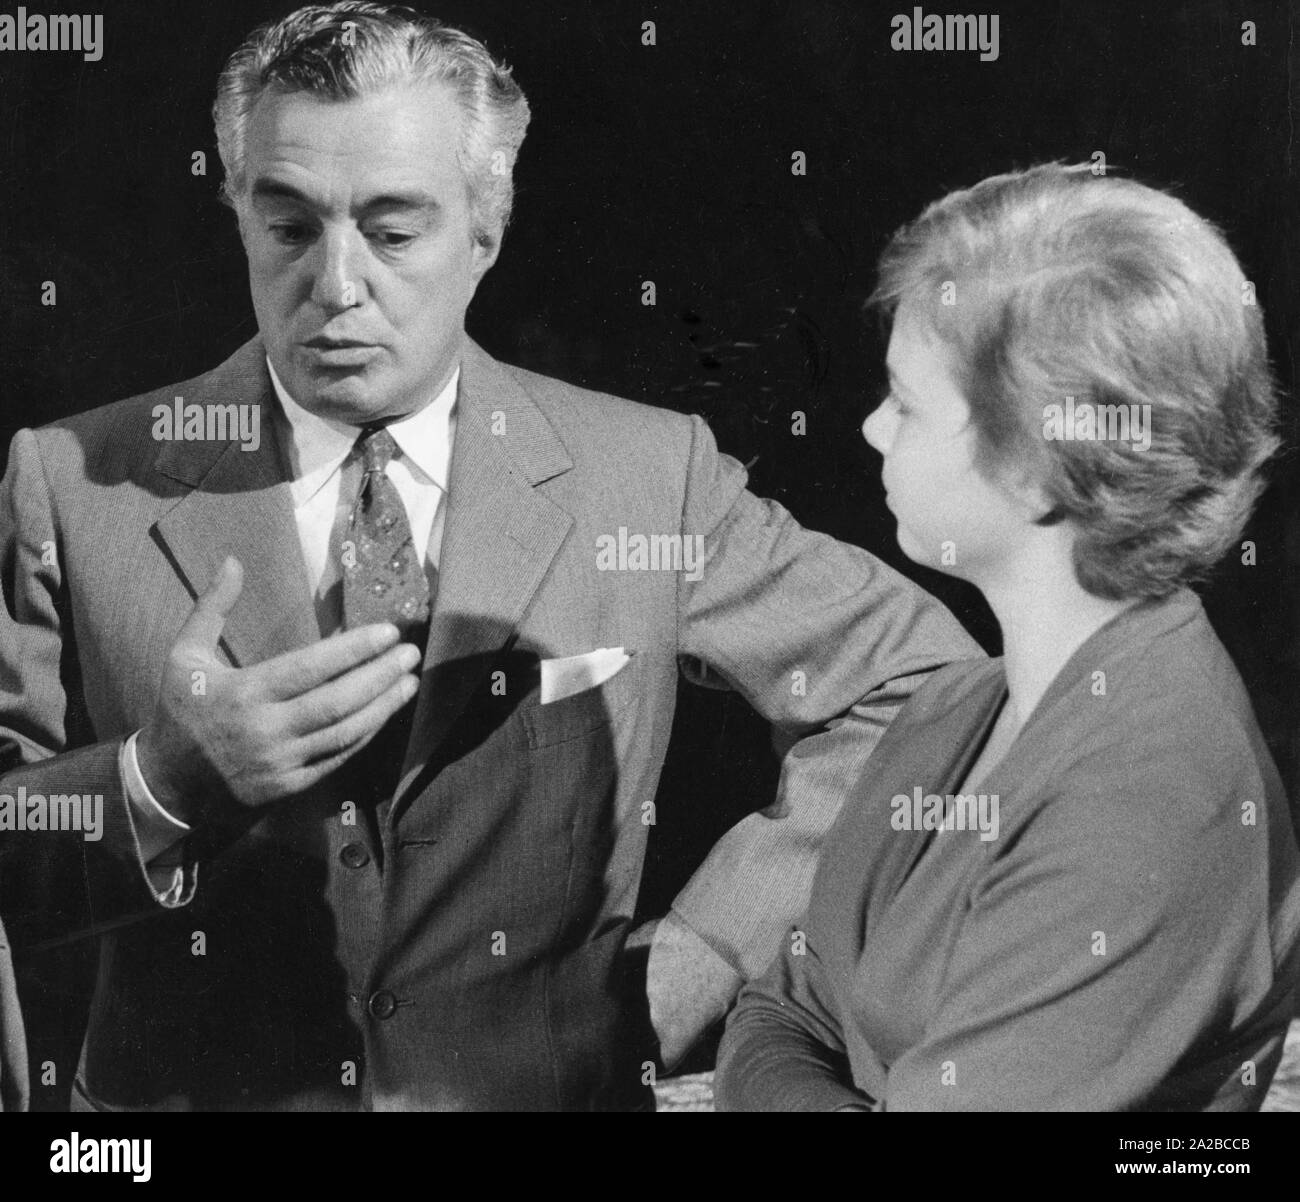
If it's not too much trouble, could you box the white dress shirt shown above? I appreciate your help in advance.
[121,358,459,898]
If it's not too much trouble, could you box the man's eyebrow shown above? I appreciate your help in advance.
[249,178,442,214]
[357,191,443,215]
[250,179,315,206]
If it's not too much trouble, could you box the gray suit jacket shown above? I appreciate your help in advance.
[0,917,26,1111]
[0,334,980,1109]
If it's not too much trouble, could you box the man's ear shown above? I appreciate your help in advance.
[469,226,503,283]
[231,195,252,254]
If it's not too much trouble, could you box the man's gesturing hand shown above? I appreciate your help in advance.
[136,555,422,823]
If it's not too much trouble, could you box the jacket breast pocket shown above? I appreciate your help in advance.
[522,653,641,750]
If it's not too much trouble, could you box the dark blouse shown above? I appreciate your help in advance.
[716,590,1300,1110]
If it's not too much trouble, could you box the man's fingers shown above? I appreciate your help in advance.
[174,555,244,656]
[257,623,406,700]
[282,643,422,737]
[280,728,384,799]
[294,673,420,765]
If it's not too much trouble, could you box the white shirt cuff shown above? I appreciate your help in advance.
[120,732,194,906]
[122,731,191,836]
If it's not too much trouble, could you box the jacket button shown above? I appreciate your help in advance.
[339,842,370,869]
[367,990,397,1020]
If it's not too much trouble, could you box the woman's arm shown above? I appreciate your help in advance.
[715,926,873,1111]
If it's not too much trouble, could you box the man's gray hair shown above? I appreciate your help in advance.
[213,2,530,246]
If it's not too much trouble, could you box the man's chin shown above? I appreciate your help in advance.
[292,369,391,425]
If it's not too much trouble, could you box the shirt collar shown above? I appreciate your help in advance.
[266,357,459,509]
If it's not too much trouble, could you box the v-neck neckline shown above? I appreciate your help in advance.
[951,681,1013,796]
[887,670,1010,891]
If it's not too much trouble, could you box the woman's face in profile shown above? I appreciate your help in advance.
[862,302,1034,586]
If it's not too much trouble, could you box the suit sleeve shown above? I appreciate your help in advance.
[671,414,982,977]
[0,914,27,1111]
[0,428,194,950]
[715,924,871,1111]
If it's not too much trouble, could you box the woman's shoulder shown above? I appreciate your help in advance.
[888,590,1281,828]
[1003,592,1287,864]
[1099,596,1266,762]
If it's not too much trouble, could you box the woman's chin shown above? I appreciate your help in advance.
[895,525,973,583]
[894,525,937,569]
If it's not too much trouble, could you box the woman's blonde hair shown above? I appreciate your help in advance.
[870,162,1281,599]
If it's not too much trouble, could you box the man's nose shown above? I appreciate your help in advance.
[309,229,366,314]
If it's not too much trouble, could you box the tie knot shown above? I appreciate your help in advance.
[359,425,397,473]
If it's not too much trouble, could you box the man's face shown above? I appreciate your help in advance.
[235,83,497,424]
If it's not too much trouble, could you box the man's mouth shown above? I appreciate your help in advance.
[304,336,375,349]
[301,337,381,366]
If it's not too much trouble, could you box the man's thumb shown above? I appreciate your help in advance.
[178,555,244,653]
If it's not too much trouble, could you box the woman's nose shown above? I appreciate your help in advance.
[862,405,889,454]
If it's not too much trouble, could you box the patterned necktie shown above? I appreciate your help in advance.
[342,425,432,647]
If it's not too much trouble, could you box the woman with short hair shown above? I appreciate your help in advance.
[715,163,1300,1111]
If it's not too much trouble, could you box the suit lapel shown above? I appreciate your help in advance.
[391,339,575,812]
[148,335,576,811]
[152,338,320,669]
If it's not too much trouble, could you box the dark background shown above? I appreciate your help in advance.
[1,0,1297,1099]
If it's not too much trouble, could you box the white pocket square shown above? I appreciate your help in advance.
[540,647,631,704]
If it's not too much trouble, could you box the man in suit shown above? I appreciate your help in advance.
[0,918,26,1111]
[0,2,979,1110]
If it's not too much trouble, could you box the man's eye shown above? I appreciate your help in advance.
[369,229,416,248]
[268,222,312,245]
